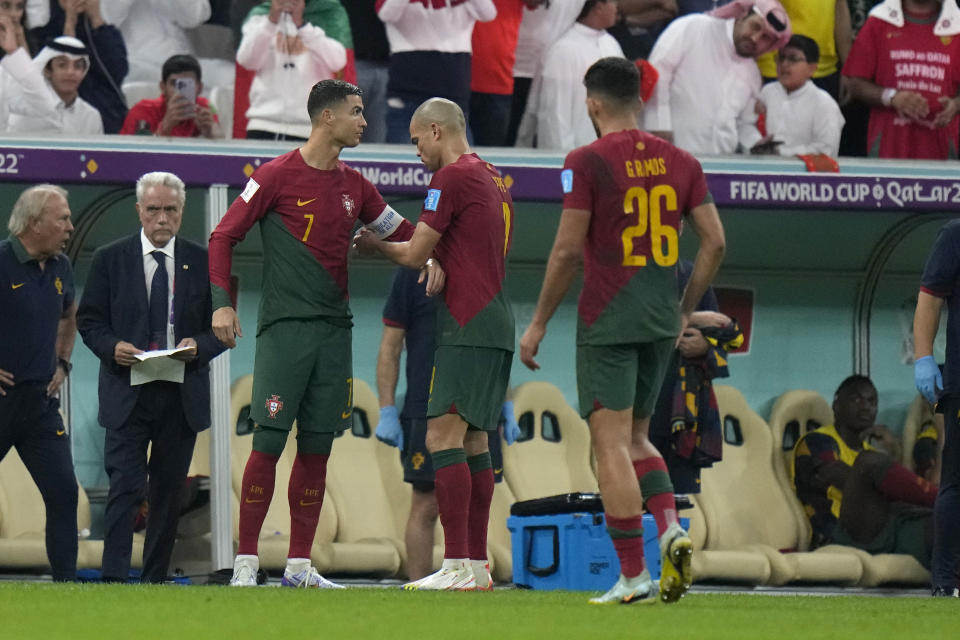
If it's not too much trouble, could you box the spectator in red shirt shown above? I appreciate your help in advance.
[469,0,545,146]
[119,54,223,139]
[842,0,960,159]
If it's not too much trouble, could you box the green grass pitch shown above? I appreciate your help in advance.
[0,583,955,640]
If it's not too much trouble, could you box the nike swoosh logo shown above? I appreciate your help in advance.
[56,429,65,436]
[299,500,322,506]
[11,283,24,289]
[297,198,316,207]
[244,498,266,504]
[341,410,352,419]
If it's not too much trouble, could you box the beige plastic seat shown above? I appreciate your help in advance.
[0,448,127,572]
[686,494,772,585]
[502,382,598,501]
[697,386,863,586]
[323,378,410,577]
[767,389,931,587]
[901,394,935,469]
[767,389,834,552]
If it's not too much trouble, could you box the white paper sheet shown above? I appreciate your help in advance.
[130,348,190,385]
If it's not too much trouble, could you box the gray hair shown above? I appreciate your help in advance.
[135,171,186,208]
[8,184,69,236]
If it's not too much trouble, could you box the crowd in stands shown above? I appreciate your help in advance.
[0,0,956,159]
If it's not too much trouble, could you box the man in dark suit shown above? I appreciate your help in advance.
[77,171,224,583]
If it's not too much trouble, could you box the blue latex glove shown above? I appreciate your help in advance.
[502,400,521,445]
[375,405,403,449]
[914,355,943,404]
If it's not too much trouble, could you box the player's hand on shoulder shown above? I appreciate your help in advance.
[375,405,403,449]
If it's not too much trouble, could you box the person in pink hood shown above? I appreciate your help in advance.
[643,0,791,154]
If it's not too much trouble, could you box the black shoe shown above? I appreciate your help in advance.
[931,586,959,597]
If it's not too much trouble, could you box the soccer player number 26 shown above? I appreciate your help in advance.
[621,185,679,267]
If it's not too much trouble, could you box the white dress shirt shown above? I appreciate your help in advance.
[516,23,625,151]
[759,80,845,157]
[6,75,104,136]
[141,230,175,350]
[643,15,763,155]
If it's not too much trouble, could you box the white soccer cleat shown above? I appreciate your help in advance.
[659,522,693,603]
[402,559,475,591]
[230,555,259,587]
[281,565,345,589]
[470,560,493,591]
[589,570,657,605]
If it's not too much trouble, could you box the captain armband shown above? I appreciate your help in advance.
[365,205,406,239]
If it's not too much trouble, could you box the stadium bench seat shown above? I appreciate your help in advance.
[767,389,834,551]
[502,382,598,501]
[767,388,931,587]
[0,447,130,573]
[697,386,864,586]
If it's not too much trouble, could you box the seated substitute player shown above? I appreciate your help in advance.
[355,97,515,591]
[519,57,726,605]
[209,78,443,588]
[792,375,938,567]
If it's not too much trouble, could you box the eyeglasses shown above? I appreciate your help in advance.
[776,53,808,64]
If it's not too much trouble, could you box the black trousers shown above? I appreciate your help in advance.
[0,383,78,581]
[101,381,197,583]
[933,396,960,589]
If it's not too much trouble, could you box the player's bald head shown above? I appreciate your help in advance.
[411,98,466,134]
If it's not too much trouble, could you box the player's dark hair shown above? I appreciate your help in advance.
[583,57,640,111]
[307,79,363,121]
[161,54,202,83]
[834,374,875,399]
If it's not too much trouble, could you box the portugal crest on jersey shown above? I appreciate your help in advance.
[342,193,355,217]
[265,394,284,419]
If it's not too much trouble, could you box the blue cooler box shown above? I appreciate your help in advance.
[507,512,688,590]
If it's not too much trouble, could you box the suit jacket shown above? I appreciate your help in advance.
[77,234,225,431]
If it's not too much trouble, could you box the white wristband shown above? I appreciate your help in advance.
[880,88,897,107]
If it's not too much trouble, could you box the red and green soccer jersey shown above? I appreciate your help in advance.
[843,13,960,159]
[417,153,515,352]
[209,149,412,334]
[562,129,712,346]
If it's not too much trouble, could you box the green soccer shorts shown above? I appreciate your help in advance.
[576,338,675,419]
[427,345,513,431]
[250,318,353,433]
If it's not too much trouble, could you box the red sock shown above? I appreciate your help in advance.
[468,467,494,560]
[237,450,279,556]
[633,457,677,536]
[287,453,329,559]
[435,463,471,559]
[605,513,646,578]
[878,460,939,508]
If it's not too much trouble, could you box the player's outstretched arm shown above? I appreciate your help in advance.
[679,202,725,323]
[520,208,590,370]
[355,222,441,269]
